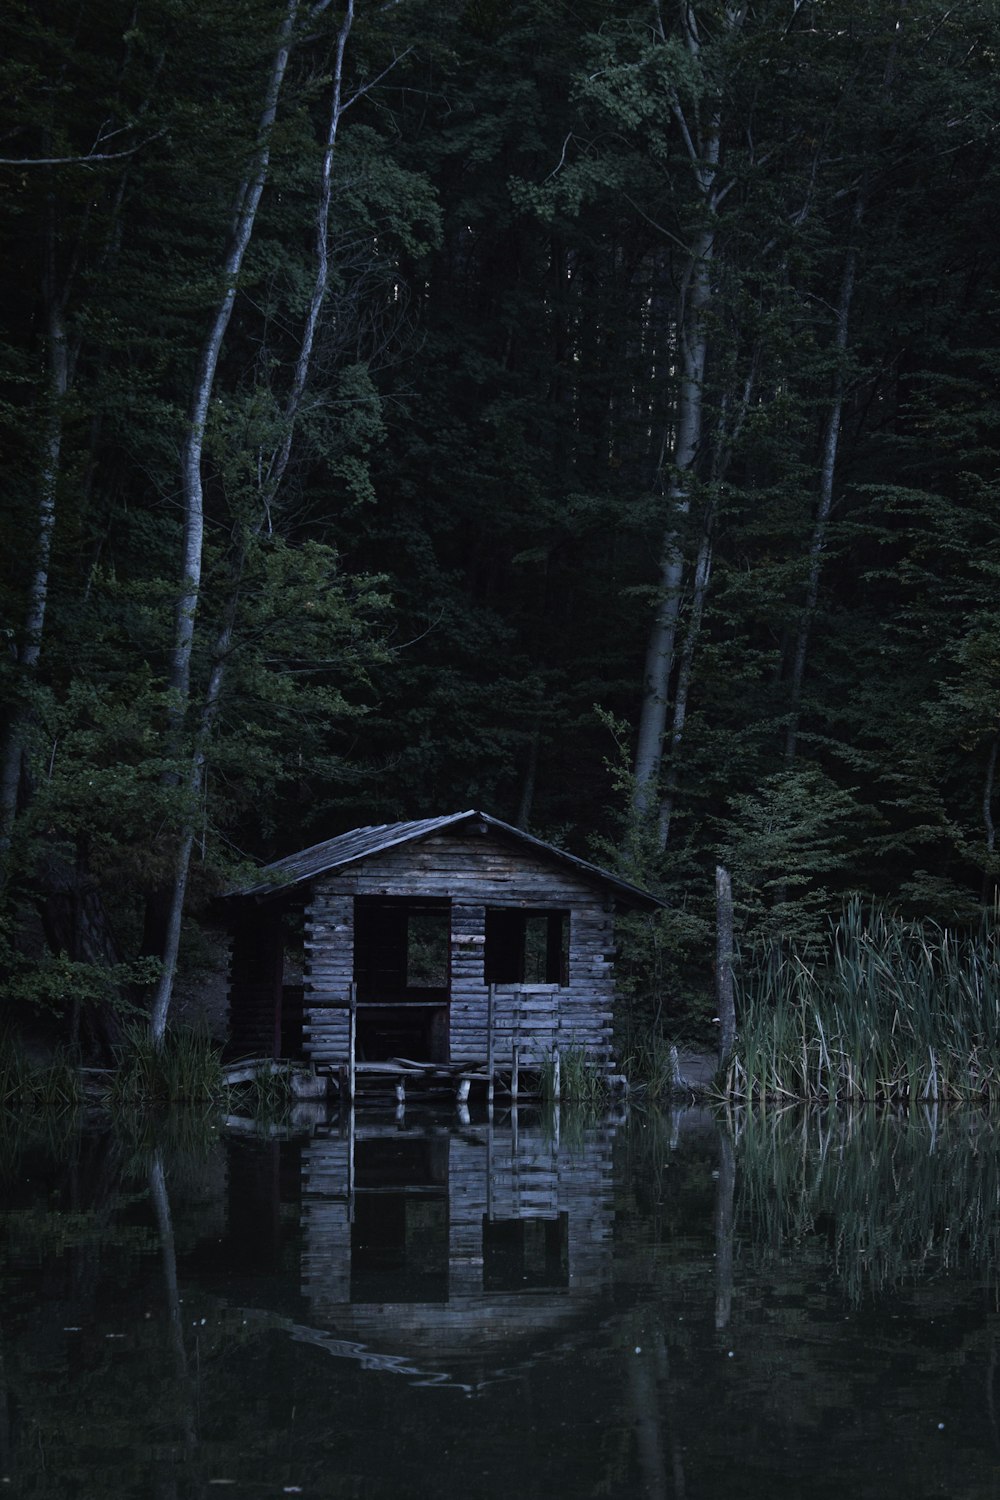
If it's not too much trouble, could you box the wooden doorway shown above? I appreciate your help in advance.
[352,897,451,1062]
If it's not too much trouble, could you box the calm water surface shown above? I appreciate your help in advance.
[2,1103,998,1499]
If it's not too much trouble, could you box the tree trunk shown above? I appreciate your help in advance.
[714,1127,735,1331]
[716,863,735,1070]
[984,732,997,856]
[784,198,862,765]
[0,243,67,866]
[164,0,299,738]
[658,527,711,849]
[150,0,357,1044]
[149,1,299,1043]
[632,0,737,825]
[632,229,714,820]
[657,356,756,848]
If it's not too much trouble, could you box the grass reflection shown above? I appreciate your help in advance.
[730,1105,1000,1301]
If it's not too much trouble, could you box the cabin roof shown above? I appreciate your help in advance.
[227,809,663,908]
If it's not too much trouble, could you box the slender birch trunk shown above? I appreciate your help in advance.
[0,40,158,878]
[658,527,712,848]
[658,363,756,848]
[150,0,357,1042]
[0,228,68,868]
[783,201,861,766]
[164,0,299,738]
[150,0,300,1042]
[632,230,713,818]
[632,0,738,825]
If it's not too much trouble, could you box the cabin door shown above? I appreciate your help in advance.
[352,897,451,1062]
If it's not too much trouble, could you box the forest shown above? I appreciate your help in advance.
[3,0,1000,1048]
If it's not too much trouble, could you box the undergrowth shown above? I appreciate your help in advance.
[0,1032,81,1111]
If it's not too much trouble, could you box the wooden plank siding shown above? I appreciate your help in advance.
[301,830,618,1073]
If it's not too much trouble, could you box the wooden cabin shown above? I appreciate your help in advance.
[224,810,661,1080]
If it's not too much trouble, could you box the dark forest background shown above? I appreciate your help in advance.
[3,0,1000,1037]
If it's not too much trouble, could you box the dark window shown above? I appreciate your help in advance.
[482,1213,569,1292]
[484,908,568,985]
[354,897,450,1002]
[350,1140,449,1303]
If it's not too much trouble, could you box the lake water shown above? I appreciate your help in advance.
[2,1102,998,1498]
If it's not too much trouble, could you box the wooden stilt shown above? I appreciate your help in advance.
[456,1077,471,1103]
[347,1104,356,1222]
[486,1116,494,1222]
[511,1041,519,1103]
[552,1044,561,1102]
[348,983,357,1102]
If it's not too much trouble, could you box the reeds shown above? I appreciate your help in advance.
[538,1046,610,1105]
[617,1030,697,1102]
[0,1031,82,1111]
[726,899,1000,1103]
[107,1024,227,1108]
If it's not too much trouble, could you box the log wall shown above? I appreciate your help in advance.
[301,831,617,1071]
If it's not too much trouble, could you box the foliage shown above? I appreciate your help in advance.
[4,0,1000,1040]
[715,766,867,951]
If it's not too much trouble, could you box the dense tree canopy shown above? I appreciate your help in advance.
[3,0,1000,1037]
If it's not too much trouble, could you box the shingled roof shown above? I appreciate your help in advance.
[228,809,663,908]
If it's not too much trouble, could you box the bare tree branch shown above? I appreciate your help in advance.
[0,132,163,167]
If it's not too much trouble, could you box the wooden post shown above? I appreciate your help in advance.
[347,1103,356,1223]
[487,981,495,1108]
[486,1115,494,1222]
[552,1044,561,1102]
[715,865,736,1072]
[714,1129,735,1331]
[348,983,357,1102]
[511,1042,519,1103]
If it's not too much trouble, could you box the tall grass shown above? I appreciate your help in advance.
[618,1028,705,1102]
[537,1046,611,1106]
[0,1031,81,1111]
[727,899,1000,1103]
[107,1024,226,1108]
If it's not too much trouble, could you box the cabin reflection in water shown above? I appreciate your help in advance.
[293,1116,614,1371]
